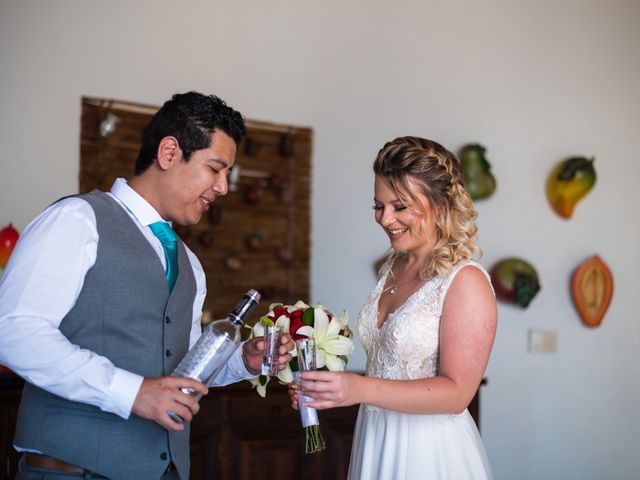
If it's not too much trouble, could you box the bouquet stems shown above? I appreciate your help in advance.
[304,424,326,454]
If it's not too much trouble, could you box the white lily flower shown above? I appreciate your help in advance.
[334,309,348,328]
[248,375,270,397]
[267,302,284,314]
[296,306,355,370]
[288,300,310,312]
[334,309,353,338]
[248,360,293,394]
[277,363,294,383]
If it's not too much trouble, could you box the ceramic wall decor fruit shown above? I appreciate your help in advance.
[0,223,20,269]
[490,257,541,308]
[459,143,496,201]
[546,156,596,219]
[572,255,613,328]
[245,232,264,251]
[198,231,215,248]
[279,131,296,158]
[243,137,263,157]
[244,181,264,204]
[225,255,242,271]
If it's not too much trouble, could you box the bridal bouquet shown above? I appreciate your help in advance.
[247,300,354,453]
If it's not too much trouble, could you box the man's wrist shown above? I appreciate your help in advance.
[106,369,144,419]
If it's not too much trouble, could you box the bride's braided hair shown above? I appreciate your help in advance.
[373,136,481,279]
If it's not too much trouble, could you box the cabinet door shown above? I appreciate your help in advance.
[227,390,304,479]
[232,428,302,480]
[0,384,22,480]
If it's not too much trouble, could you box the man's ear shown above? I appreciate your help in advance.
[156,136,180,170]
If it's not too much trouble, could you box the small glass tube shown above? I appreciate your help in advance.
[261,325,282,376]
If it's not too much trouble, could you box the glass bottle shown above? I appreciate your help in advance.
[169,289,261,423]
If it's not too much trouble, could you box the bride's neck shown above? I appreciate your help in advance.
[395,254,426,278]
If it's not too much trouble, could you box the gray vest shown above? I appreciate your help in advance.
[14,191,196,480]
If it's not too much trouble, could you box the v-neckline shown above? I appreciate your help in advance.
[374,266,429,329]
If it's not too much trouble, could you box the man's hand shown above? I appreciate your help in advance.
[132,376,208,431]
[242,333,294,374]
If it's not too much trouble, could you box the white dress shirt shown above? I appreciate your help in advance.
[0,178,251,422]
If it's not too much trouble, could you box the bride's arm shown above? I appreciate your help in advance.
[299,266,497,414]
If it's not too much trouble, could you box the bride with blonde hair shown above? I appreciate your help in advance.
[293,136,497,480]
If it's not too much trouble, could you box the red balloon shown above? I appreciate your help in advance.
[0,223,19,268]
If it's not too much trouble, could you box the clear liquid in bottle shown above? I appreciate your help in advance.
[168,289,260,423]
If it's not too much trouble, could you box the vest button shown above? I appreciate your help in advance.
[165,316,171,324]
[166,350,172,357]
[160,452,168,460]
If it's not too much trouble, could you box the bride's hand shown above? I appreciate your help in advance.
[297,371,361,410]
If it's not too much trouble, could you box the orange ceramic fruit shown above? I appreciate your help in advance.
[572,255,613,328]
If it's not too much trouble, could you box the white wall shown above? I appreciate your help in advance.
[1,1,638,478]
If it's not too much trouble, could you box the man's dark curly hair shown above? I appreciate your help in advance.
[134,91,246,174]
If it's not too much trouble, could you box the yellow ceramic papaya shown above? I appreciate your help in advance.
[546,156,596,219]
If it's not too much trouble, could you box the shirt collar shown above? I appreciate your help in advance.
[110,178,168,227]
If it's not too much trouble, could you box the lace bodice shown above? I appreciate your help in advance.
[356,259,490,381]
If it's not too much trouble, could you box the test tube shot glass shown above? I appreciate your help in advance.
[294,337,325,453]
[261,325,282,376]
[295,338,316,373]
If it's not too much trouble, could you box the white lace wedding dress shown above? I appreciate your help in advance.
[347,260,494,480]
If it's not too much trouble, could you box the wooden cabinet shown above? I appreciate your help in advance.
[1,377,482,480]
[0,378,358,480]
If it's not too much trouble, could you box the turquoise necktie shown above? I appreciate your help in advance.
[149,221,178,292]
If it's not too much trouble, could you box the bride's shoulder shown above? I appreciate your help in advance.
[453,260,490,277]
[443,261,493,295]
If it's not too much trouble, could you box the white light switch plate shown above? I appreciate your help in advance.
[528,328,557,354]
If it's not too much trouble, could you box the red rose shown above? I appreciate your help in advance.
[271,307,289,321]
[289,308,308,340]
